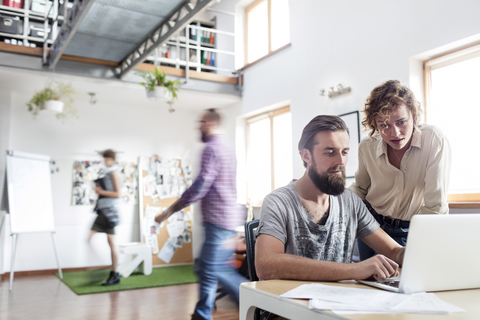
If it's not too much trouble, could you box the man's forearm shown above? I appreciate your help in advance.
[171,199,186,214]
[155,199,187,224]
[394,247,405,267]
[165,199,186,217]
[256,250,399,282]
[256,252,356,281]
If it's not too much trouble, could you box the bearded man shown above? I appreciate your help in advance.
[255,115,405,282]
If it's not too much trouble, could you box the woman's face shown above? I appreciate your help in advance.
[104,157,115,167]
[375,104,414,151]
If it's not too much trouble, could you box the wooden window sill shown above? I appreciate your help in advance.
[448,202,480,209]
[239,43,292,72]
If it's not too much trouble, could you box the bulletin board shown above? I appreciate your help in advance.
[339,111,361,178]
[138,156,193,266]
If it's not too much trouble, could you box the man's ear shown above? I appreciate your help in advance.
[301,148,312,167]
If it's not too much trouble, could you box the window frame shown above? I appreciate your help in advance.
[423,43,480,208]
[246,105,291,207]
[245,0,290,65]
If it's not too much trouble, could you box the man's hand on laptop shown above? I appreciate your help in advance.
[354,255,399,281]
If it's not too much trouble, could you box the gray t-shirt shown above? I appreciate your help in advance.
[257,180,379,263]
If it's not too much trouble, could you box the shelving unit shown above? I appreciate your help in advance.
[145,17,236,75]
[0,0,71,51]
[1,2,238,87]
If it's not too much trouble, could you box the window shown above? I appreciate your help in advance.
[246,0,290,64]
[246,106,292,206]
[424,44,480,204]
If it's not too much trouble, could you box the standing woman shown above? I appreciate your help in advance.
[349,80,451,261]
[88,149,122,285]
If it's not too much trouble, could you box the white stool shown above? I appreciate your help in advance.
[118,243,152,278]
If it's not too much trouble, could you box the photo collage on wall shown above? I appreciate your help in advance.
[141,156,193,263]
[71,160,138,206]
[142,157,192,200]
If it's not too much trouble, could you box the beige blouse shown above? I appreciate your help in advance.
[349,124,451,221]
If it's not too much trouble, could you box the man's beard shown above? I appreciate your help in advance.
[201,131,208,143]
[308,160,346,196]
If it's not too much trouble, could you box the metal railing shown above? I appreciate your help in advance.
[147,22,237,84]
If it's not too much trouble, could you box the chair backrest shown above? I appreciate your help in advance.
[244,219,260,281]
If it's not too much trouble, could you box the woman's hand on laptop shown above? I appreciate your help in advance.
[354,255,399,281]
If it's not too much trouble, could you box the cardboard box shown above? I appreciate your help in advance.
[29,21,51,39]
[0,14,23,35]
[30,0,53,14]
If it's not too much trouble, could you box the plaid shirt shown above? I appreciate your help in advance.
[180,135,245,230]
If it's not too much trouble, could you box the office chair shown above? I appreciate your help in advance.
[244,219,271,320]
[245,219,260,281]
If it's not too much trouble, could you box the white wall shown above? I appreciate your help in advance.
[236,0,480,214]
[0,67,241,272]
[0,90,12,274]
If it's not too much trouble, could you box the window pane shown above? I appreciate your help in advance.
[429,56,480,193]
[273,112,292,189]
[247,118,271,204]
[271,0,290,51]
[247,0,269,63]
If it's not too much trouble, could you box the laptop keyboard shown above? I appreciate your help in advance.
[379,279,400,288]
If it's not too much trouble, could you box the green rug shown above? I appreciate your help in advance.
[57,264,198,295]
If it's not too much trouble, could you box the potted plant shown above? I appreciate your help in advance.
[137,67,182,102]
[27,82,77,122]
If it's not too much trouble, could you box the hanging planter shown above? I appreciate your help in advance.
[145,86,172,101]
[40,100,65,113]
[26,82,77,122]
[137,67,181,103]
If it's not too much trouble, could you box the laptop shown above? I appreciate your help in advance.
[358,214,480,293]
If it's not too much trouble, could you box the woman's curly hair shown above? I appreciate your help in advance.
[362,80,422,137]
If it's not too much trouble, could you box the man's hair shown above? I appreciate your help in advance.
[298,115,349,168]
[362,80,422,137]
[101,149,116,160]
[204,108,221,125]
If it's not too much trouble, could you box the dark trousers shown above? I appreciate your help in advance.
[357,201,409,261]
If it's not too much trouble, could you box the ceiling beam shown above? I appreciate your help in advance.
[118,0,216,79]
[48,0,95,70]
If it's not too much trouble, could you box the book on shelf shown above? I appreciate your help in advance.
[189,26,197,41]
[206,51,211,66]
[203,30,213,44]
[209,32,214,45]
[3,0,23,8]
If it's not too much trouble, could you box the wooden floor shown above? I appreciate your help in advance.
[0,274,239,320]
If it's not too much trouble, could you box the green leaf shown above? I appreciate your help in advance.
[26,81,77,123]
[137,67,182,101]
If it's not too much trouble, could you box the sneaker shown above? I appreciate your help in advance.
[190,314,204,320]
[101,270,120,286]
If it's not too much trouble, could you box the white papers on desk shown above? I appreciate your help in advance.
[280,283,465,315]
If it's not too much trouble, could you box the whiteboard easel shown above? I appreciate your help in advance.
[1,150,63,290]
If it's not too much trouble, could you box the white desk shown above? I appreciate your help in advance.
[240,280,480,320]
